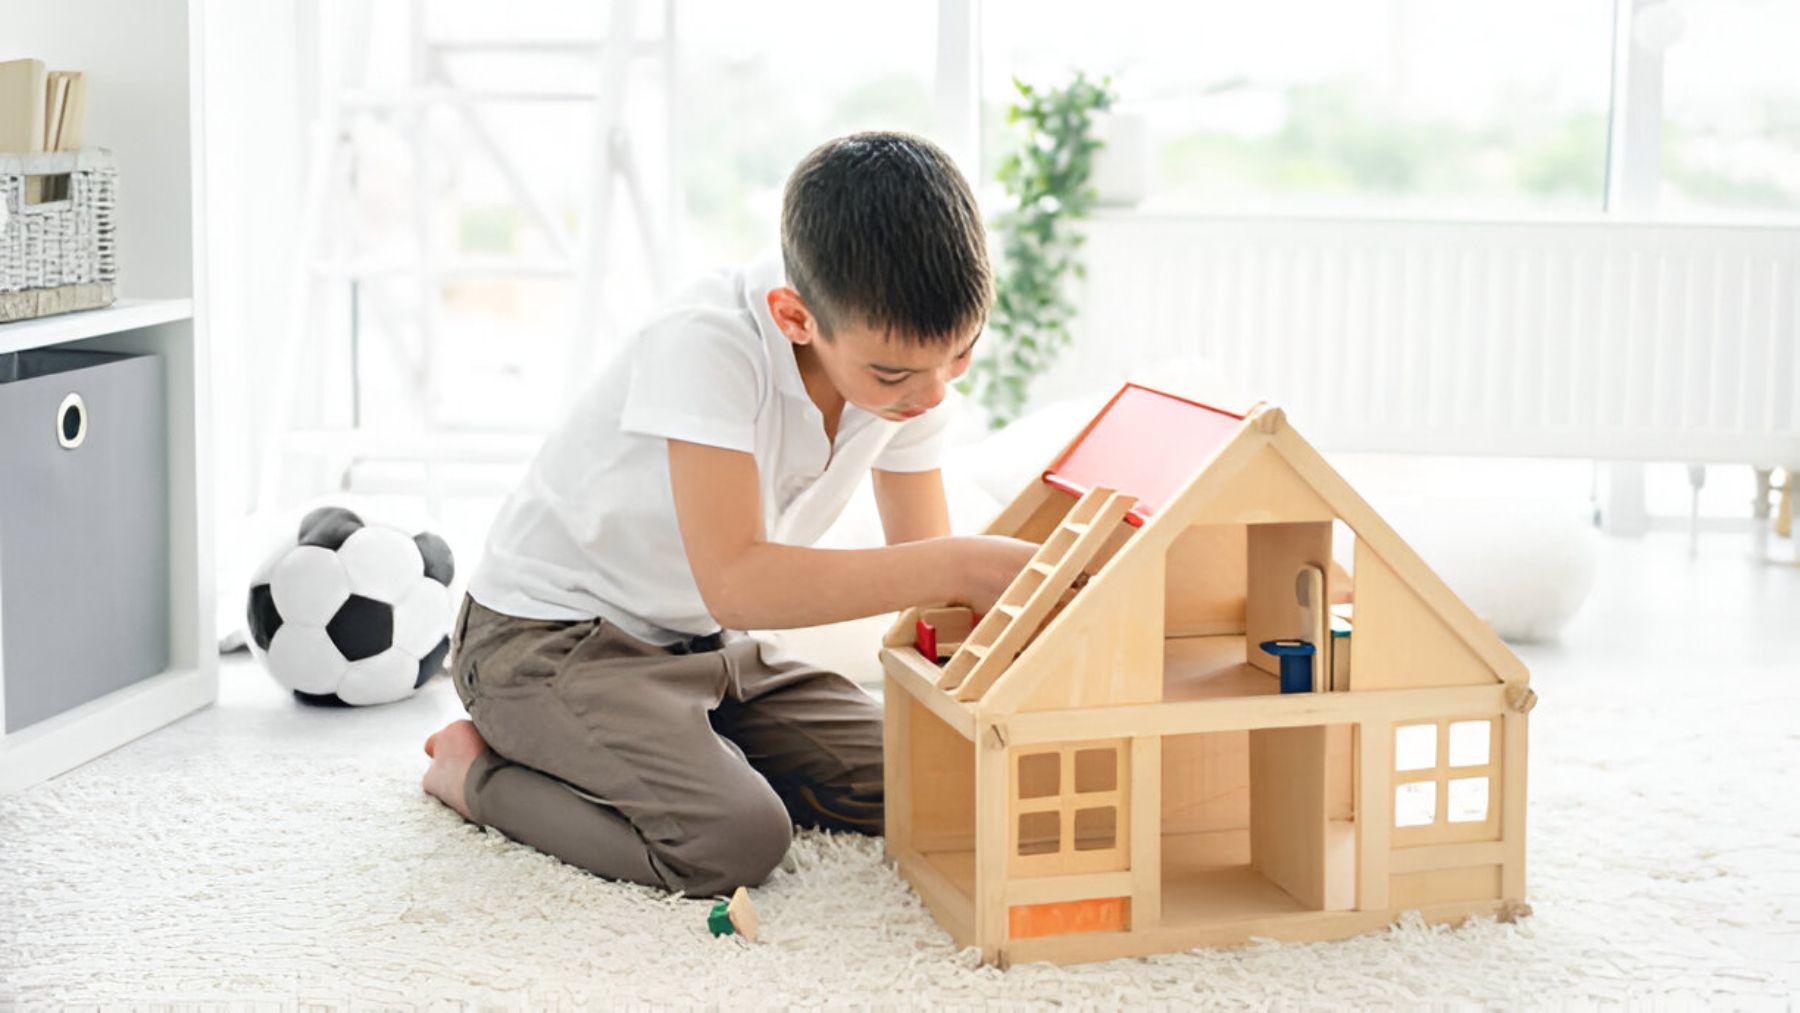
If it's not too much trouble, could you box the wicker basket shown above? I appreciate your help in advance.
[0,148,117,324]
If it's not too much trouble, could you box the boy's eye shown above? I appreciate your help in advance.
[873,372,908,386]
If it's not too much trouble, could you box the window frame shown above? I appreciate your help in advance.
[1391,716,1504,847]
[1009,739,1132,877]
[946,0,1673,222]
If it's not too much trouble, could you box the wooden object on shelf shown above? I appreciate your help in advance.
[0,58,47,154]
[45,70,86,152]
[880,382,1532,966]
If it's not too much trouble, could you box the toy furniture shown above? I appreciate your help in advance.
[707,887,760,942]
[880,384,1535,967]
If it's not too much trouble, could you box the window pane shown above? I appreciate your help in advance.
[1018,753,1061,799]
[982,0,1613,217]
[1448,777,1490,823]
[1394,724,1437,772]
[1019,810,1062,855]
[1448,720,1492,768]
[1660,0,1800,217]
[1074,748,1118,793]
[1395,782,1436,827]
[675,2,936,271]
[1073,807,1118,851]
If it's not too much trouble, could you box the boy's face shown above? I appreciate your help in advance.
[769,287,980,422]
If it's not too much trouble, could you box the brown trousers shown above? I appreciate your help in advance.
[449,596,883,898]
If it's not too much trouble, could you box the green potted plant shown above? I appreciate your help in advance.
[963,71,1117,428]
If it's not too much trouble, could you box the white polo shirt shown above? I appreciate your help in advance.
[467,252,957,644]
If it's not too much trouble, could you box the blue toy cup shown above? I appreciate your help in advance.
[1259,639,1317,694]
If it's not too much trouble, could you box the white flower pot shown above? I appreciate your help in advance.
[1090,110,1152,207]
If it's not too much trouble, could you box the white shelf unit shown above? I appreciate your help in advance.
[0,298,196,356]
[0,0,213,796]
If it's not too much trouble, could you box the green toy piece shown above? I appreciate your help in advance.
[707,886,760,942]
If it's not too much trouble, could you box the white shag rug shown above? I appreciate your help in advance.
[5,533,1799,1009]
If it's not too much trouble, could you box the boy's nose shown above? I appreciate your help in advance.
[918,376,948,411]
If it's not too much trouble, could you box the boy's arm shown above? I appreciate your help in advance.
[871,468,952,544]
[669,440,1032,630]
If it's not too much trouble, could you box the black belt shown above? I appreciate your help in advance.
[666,630,725,655]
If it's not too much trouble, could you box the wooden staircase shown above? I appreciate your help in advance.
[938,488,1135,703]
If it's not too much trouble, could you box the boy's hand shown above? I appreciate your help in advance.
[950,535,1040,615]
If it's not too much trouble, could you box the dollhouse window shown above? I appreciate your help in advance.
[1019,811,1060,855]
[1019,753,1060,799]
[1011,742,1128,867]
[1075,749,1117,793]
[1395,724,1436,771]
[1448,720,1491,767]
[1392,718,1500,839]
[1448,777,1490,822]
[1073,807,1117,851]
[1394,782,1436,827]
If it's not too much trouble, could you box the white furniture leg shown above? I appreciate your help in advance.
[1751,467,1773,562]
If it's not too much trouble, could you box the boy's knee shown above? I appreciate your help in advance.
[665,792,793,897]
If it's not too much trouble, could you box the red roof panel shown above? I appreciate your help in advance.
[1043,384,1246,526]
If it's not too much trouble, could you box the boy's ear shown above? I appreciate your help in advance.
[767,287,818,346]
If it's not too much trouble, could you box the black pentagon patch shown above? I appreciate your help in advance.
[246,583,282,652]
[298,506,364,550]
[326,594,393,662]
[414,532,455,586]
[293,689,353,707]
[415,635,451,689]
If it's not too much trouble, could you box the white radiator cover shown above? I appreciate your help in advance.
[1050,215,1800,465]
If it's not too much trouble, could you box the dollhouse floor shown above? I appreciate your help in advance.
[919,822,1358,931]
[1162,634,1281,700]
[1162,823,1359,924]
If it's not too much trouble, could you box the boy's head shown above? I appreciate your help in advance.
[770,132,991,422]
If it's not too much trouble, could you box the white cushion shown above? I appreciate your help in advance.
[1329,453,1599,643]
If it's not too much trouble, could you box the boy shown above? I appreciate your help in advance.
[421,132,1038,898]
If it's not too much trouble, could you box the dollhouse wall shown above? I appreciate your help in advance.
[1164,524,1246,635]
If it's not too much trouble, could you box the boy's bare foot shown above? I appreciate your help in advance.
[421,719,488,822]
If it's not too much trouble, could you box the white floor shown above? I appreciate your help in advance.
[2,529,1798,1007]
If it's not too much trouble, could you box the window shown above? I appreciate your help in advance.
[313,2,680,437]
[981,0,1614,217]
[1011,741,1130,875]
[1659,0,1800,218]
[674,2,936,272]
[1391,718,1500,845]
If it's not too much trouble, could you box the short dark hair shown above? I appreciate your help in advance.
[780,132,992,346]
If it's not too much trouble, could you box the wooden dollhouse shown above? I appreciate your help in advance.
[880,384,1536,967]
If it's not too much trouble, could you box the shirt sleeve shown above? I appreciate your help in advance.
[618,319,764,453]
[874,387,961,472]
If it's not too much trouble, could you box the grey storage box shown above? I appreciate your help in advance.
[1,348,167,733]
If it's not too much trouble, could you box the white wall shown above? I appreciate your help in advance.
[2,0,194,298]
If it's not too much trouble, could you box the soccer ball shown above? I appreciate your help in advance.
[245,506,456,706]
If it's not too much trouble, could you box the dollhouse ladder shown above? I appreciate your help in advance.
[938,488,1135,702]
